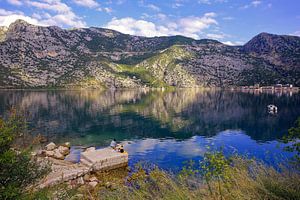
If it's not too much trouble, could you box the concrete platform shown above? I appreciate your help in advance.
[80,147,128,171]
[38,147,128,188]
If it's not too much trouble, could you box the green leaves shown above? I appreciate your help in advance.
[0,109,49,200]
[200,151,231,182]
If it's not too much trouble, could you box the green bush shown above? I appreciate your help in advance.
[0,108,49,200]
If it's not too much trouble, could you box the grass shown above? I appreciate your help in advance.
[24,117,300,200]
[8,116,300,200]
[27,154,300,200]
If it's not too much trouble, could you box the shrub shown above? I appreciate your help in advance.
[0,108,49,200]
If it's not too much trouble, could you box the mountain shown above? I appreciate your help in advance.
[0,19,299,88]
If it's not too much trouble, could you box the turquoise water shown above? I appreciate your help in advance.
[0,89,299,170]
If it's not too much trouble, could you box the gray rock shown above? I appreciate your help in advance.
[46,142,56,151]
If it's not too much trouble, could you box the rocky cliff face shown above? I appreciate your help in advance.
[0,20,299,88]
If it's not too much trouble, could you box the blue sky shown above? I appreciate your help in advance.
[0,0,299,45]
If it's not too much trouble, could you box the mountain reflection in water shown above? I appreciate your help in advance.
[0,89,299,169]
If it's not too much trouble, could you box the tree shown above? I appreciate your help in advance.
[0,108,49,200]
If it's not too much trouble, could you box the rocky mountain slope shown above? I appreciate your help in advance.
[0,20,299,88]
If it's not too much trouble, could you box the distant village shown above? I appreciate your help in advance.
[240,84,299,91]
[231,84,299,96]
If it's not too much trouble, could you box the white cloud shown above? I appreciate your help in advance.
[291,31,300,37]
[7,0,23,6]
[0,8,22,16]
[105,17,169,37]
[241,0,262,9]
[105,12,218,39]
[138,1,161,12]
[172,3,183,8]
[25,0,71,13]
[104,7,113,13]
[0,9,43,27]
[198,0,211,4]
[171,0,187,8]
[147,4,160,11]
[73,0,99,8]
[97,7,113,13]
[198,0,227,4]
[0,1,86,28]
[222,16,234,20]
[222,41,244,46]
[251,0,261,7]
[116,0,126,5]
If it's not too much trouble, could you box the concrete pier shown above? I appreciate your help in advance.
[80,147,128,171]
[38,147,128,188]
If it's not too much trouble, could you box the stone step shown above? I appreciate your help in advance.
[80,153,94,164]
[38,147,128,188]
[80,158,93,167]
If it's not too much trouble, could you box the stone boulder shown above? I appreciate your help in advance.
[85,147,96,152]
[46,142,56,151]
[58,146,70,156]
[45,150,55,157]
[53,149,64,160]
[63,142,71,148]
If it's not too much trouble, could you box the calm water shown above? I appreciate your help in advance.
[0,89,299,170]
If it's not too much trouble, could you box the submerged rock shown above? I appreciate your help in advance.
[46,142,56,151]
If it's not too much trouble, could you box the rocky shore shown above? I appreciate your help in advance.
[33,142,128,189]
